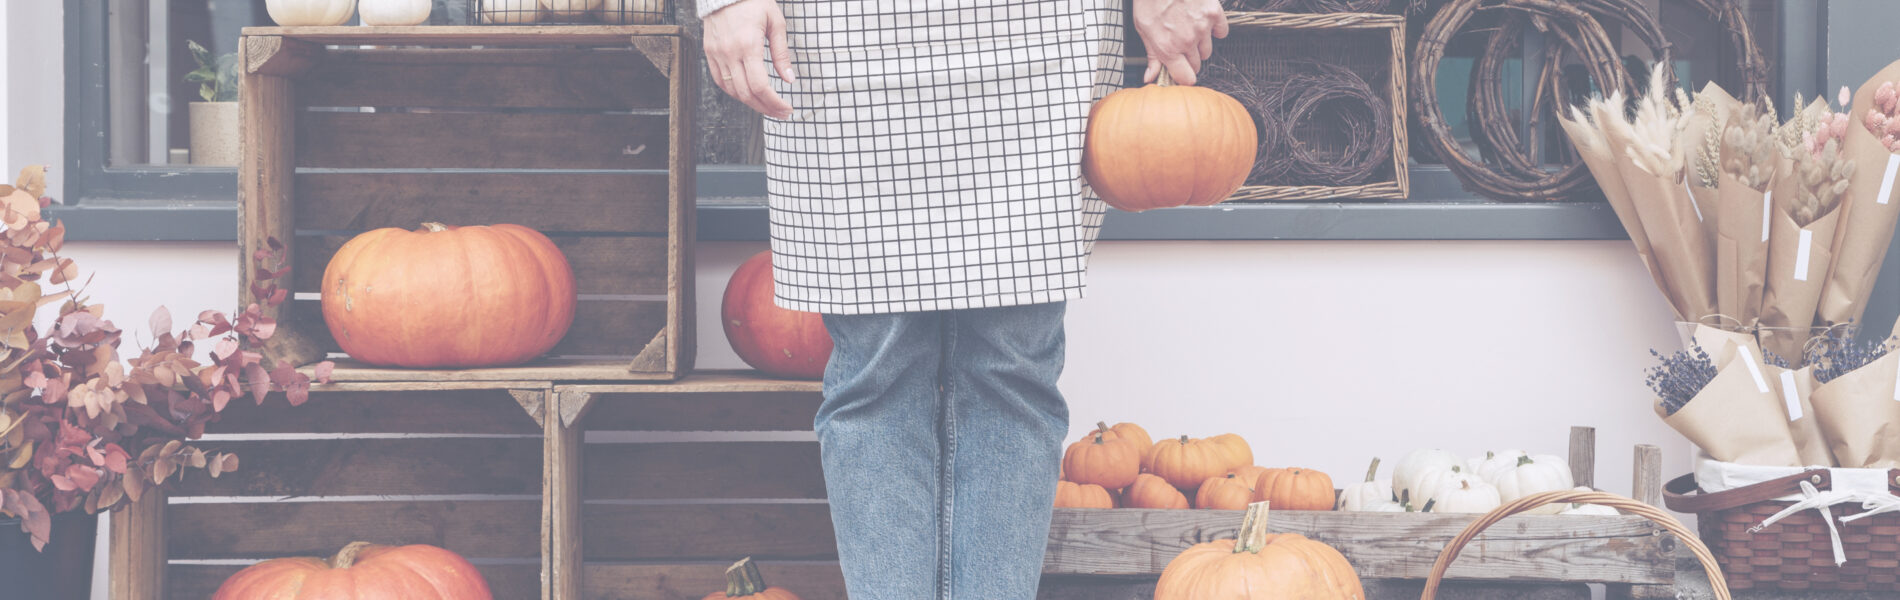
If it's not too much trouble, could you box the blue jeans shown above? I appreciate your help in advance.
[817,302,1069,600]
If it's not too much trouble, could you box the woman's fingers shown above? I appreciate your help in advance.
[1199,33,1213,62]
[1165,54,1198,85]
[1143,59,1160,84]
[742,47,795,119]
[767,11,798,82]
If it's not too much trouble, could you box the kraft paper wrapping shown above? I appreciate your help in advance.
[1602,130,1716,323]
[1766,364,1837,467]
[1818,59,1900,325]
[1660,351,1804,466]
[1715,173,1773,326]
[1561,106,1668,300]
[1810,351,1900,469]
[1683,83,1739,225]
[1680,322,1761,368]
[1758,205,1840,362]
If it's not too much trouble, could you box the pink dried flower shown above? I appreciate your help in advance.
[1868,111,1888,135]
[1881,82,1899,114]
[1840,86,1853,110]
[1886,135,1900,153]
[1833,113,1851,139]
[1887,117,1900,137]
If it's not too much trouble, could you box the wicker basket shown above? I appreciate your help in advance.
[1422,489,1731,600]
[1664,469,1900,591]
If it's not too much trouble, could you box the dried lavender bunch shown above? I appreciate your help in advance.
[1647,346,1719,416]
[1722,102,1777,190]
[1807,329,1894,384]
[1764,350,1793,369]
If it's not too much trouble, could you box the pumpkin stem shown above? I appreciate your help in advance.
[1233,501,1271,554]
[1516,455,1534,467]
[1097,421,1111,434]
[725,557,767,597]
[1157,65,1175,87]
[420,222,449,232]
[1178,435,1190,445]
[330,541,376,569]
[1092,431,1106,445]
[1363,457,1381,483]
[1420,498,1437,513]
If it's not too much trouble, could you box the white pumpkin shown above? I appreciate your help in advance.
[1559,486,1618,515]
[1491,454,1574,514]
[358,0,431,25]
[1393,449,1463,507]
[542,0,603,19]
[598,0,667,23]
[1473,449,1528,482]
[267,0,358,26]
[1362,500,1406,512]
[1425,473,1502,514]
[481,0,543,23]
[1408,465,1472,511]
[1336,458,1395,511]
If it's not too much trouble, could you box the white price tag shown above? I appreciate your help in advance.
[1684,177,1704,222]
[1780,370,1804,421]
[1794,229,1814,282]
[1740,347,1770,394]
[1762,190,1773,243]
[1879,154,1900,205]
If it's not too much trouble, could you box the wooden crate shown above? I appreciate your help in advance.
[236,26,697,384]
[1212,12,1409,201]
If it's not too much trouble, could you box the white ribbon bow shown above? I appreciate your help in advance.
[1750,481,1900,566]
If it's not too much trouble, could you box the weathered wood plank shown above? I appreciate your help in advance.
[1035,576,1592,600]
[292,235,669,296]
[581,563,844,599]
[168,563,540,599]
[172,438,541,497]
[1633,444,1662,507]
[1042,508,1673,584]
[584,442,824,500]
[303,358,683,385]
[668,34,699,378]
[209,390,540,434]
[110,492,166,600]
[302,48,668,110]
[544,390,585,600]
[582,504,837,561]
[241,25,687,46]
[294,172,670,233]
[295,298,668,357]
[243,36,322,76]
[1570,426,1596,489]
[167,500,542,560]
[296,112,670,170]
[239,58,326,371]
[582,390,824,431]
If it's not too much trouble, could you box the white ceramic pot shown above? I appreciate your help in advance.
[189,102,240,167]
[266,0,358,26]
[359,0,432,25]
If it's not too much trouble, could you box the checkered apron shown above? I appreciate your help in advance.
[764,0,1126,314]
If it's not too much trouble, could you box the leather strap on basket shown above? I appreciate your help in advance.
[1663,469,1900,513]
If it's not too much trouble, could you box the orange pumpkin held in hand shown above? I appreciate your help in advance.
[321,223,576,368]
[1063,430,1142,490]
[1155,502,1365,599]
[723,251,833,380]
[1149,436,1229,492]
[704,557,802,600]
[1123,473,1191,509]
[1254,467,1337,511]
[211,541,492,599]
[1082,68,1258,212]
[1056,480,1117,509]
[1195,473,1256,510]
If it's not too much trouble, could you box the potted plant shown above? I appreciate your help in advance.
[0,166,330,595]
[185,40,240,166]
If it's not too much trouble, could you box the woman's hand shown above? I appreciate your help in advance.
[1131,0,1229,85]
[703,0,797,119]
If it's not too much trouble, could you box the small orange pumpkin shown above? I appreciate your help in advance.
[1055,480,1117,509]
[703,557,802,600]
[1229,465,1271,485]
[1206,433,1254,471]
[1082,69,1258,212]
[1149,436,1229,492]
[1123,473,1191,509]
[211,541,492,599]
[1195,473,1255,511]
[1254,467,1336,511]
[1063,431,1142,490]
[1154,502,1365,599]
[1095,421,1154,466]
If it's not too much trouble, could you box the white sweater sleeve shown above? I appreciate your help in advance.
[697,0,744,19]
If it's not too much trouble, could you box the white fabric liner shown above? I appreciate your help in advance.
[1696,452,1900,566]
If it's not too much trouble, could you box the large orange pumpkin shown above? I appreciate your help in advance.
[1063,431,1142,490]
[1081,70,1258,212]
[211,541,492,599]
[722,251,833,380]
[1155,502,1364,599]
[1055,480,1117,509]
[1124,473,1191,509]
[704,557,802,600]
[1195,473,1255,510]
[1149,436,1229,492]
[1206,433,1254,471]
[320,223,576,368]
[1254,468,1336,511]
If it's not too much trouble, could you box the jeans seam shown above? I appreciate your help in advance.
[938,310,959,600]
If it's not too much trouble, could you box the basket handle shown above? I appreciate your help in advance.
[1418,489,1730,600]
[1661,469,1847,513]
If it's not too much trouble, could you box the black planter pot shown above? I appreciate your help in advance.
[0,511,98,600]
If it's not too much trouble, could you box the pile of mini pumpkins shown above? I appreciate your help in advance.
[1337,449,1615,516]
[1056,422,1337,512]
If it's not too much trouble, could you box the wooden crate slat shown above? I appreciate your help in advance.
[210,390,539,434]
[301,48,669,110]
[294,297,667,357]
[1042,508,1673,584]
[294,172,669,233]
[296,112,669,170]
[174,438,541,497]
[584,442,824,500]
[581,563,845,599]
[292,234,669,296]
[583,390,824,431]
[307,358,678,385]
[166,563,541,599]
[242,25,688,46]
[167,500,541,560]
[582,503,837,561]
